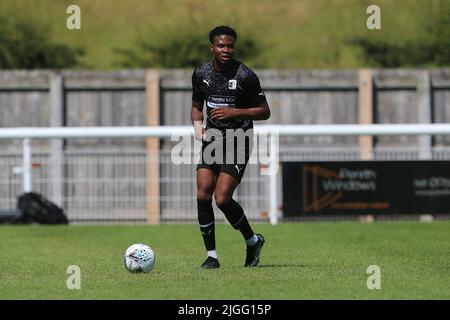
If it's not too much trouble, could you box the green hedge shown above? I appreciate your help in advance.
[0,15,84,69]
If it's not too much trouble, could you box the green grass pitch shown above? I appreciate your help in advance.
[0,221,449,299]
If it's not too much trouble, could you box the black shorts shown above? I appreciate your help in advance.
[196,135,253,183]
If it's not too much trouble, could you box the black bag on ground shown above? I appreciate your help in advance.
[0,208,22,224]
[17,192,68,224]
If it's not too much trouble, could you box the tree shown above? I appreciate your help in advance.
[115,26,259,68]
[0,15,84,69]
[350,0,450,67]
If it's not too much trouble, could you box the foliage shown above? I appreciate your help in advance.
[350,1,450,67]
[0,15,84,69]
[115,26,259,68]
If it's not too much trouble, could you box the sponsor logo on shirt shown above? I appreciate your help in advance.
[207,95,236,109]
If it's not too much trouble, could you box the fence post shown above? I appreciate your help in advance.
[23,138,32,193]
[358,69,374,160]
[269,131,279,225]
[417,71,432,160]
[145,70,161,224]
[50,73,64,206]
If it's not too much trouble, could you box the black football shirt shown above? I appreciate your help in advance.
[192,59,267,133]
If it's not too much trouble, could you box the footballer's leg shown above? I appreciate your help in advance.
[196,167,220,269]
[214,172,265,267]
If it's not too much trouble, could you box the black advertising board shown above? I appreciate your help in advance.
[282,161,450,216]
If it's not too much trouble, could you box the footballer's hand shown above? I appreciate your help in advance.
[210,108,238,121]
[195,127,206,141]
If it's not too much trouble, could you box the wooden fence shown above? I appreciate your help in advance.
[1,68,449,223]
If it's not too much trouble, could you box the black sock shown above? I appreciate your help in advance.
[217,199,254,240]
[197,199,215,251]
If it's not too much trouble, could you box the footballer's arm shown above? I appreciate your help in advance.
[209,101,271,121]
[191,100,205,140]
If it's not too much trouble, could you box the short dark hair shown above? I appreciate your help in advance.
[209,26,237,43]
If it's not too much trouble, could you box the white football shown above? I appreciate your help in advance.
[123,243,155,273]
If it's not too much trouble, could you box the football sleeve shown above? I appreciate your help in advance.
[244,71,267,106]
[192,68,204,103]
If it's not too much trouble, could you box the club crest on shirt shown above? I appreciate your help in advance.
[228,79,237,90]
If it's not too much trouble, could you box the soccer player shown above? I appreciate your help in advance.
[191,26,271,269]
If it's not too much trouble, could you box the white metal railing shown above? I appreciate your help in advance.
[2,124,450,224]
[2,124,450,139]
